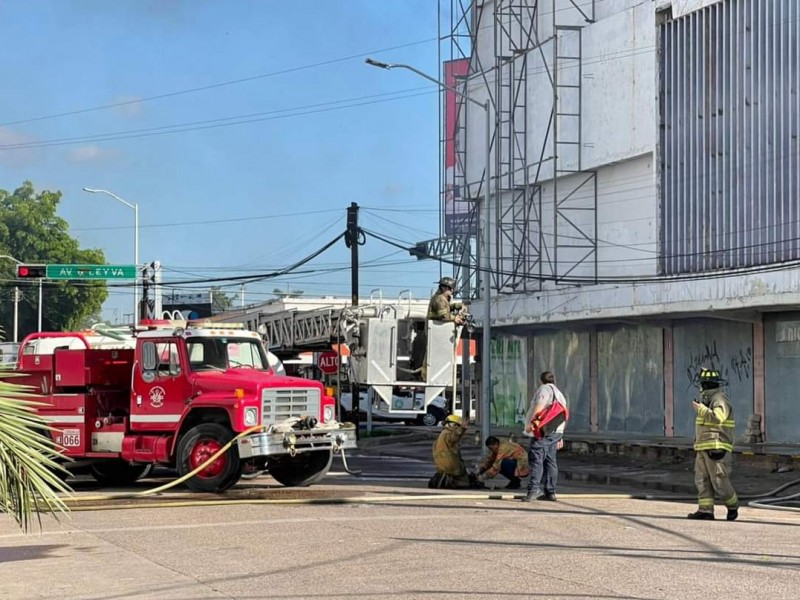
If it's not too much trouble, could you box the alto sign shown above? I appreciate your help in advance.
[317,351,340,374]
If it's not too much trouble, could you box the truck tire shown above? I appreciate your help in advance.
[90,460,151,486]
[417,406,445,427]
[266,450,332,487]
[177,423,241,493]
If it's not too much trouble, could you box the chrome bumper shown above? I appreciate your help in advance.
[237,426,358,459]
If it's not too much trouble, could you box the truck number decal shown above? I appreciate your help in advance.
[60,429,81,448]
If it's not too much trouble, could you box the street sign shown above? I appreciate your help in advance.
[317,350,340,374]
[45,264,137,280]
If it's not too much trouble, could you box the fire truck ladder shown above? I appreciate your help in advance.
[261,307,340,352]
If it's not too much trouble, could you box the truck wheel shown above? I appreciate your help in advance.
[417,406,445,427]
[90,460,151,486]
[177,423,241,493]
[266,450,332,487]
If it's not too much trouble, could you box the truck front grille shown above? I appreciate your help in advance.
[261,387,321,424]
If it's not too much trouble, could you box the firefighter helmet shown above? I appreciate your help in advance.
[444,414,463,426]
[438,277,457,290]
[699,368,724,388]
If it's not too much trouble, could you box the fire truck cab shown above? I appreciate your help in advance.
[14,320,356,492]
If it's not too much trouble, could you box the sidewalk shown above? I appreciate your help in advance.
[358,428,800,498]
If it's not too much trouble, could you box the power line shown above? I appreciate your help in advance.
[0,37,438,128]
[361,227,800,286]
[0,89,437,151]
[71,208,342,232]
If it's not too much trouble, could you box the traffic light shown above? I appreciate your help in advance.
[16,264,46,279]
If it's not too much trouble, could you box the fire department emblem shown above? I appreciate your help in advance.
[149,386,166,408]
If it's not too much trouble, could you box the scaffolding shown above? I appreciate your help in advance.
[439,0,598,294]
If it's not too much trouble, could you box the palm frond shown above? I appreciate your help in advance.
[0,377,72,533]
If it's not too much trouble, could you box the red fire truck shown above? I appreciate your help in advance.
[13,320,356,493]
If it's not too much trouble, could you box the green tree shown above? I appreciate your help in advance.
[0,182,108,336]
[272,287,304,298]
[210,286,235,313]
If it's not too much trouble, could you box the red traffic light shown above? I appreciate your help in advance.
[16,264,46,278]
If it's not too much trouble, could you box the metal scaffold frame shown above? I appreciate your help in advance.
[439,0,598,294]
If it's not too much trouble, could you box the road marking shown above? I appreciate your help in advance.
[0,513,520,539]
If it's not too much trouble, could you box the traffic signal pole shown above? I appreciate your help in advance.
[346,202,360,438]
[347,202,359,309]
[13,287,19,342]
[38,278,42,332]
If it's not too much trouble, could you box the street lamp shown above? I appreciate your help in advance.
[82,188,139,325]
[366,57,494,448]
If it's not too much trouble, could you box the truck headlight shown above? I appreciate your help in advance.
[324,406,334,423]
[244,407,259,426]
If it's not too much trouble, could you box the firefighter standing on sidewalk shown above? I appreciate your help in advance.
[688,368,739,521]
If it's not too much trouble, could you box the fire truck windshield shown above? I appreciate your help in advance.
[186,337,268,371]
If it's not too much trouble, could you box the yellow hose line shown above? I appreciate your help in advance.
[65,492,640,512]
[61,425,265,504]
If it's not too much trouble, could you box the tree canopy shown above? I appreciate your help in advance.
[0,182,108,336]
[210,286,235,313]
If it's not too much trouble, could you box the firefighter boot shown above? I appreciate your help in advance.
[687,510,715,520]
[726,507,739,521]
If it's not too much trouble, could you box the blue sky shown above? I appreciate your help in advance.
[0,0,447,322]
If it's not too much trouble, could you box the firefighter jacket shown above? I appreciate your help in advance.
[427,291,462,321]
[479,441,531,479]
[433,424,468,475]
[694,389,735,453]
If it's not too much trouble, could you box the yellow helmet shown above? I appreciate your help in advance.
[445,414,462,425]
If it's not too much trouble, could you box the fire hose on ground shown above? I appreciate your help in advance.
[47,423,800,514]
[58,423,358,506]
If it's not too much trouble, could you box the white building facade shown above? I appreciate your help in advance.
[448,0,800,441]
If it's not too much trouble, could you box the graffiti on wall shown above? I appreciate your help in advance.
[684,339,752,388]
[490,336,528,427]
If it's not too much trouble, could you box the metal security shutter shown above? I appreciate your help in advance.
[661,0,800,274]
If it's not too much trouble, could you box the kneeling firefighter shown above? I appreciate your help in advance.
[688,368,739,521]
[430,414,481,489]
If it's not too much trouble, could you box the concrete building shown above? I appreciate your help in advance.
[444,0,800,441]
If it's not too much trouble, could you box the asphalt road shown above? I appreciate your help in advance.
[2,448,800,600]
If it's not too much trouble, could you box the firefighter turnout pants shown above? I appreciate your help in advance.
[694,451,738,512]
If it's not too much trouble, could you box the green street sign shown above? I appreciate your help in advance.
[46,264,138,280]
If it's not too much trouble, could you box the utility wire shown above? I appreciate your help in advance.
[0,37,438,127]
[71,208,342,232]
[0,89,437,151]
[361,227,800,286]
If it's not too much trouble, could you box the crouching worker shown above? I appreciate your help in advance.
[429,414,480,489]
[477,436,530,490]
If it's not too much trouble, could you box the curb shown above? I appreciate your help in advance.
[564,439,798,471]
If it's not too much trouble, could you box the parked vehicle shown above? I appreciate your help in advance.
[339,389,447,426]
[0,342,19,367]
[12,320,356,492]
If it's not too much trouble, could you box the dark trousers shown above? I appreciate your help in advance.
[499,459,518,480]
[527,432,561,495]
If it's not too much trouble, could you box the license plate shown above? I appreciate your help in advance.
[61,429,81,448]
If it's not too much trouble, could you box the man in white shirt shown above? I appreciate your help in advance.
[521,371,567,502]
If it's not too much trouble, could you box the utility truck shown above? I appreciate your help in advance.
[338,294,471,421]
[13,320,356,492]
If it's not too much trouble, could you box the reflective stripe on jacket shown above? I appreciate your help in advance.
[480,441,531,478]
[694,389,735,453]
[433,425,468,475]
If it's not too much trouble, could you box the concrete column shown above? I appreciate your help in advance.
[590,330,598,432]
[663,324,674,437]
[753,318,765,435]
